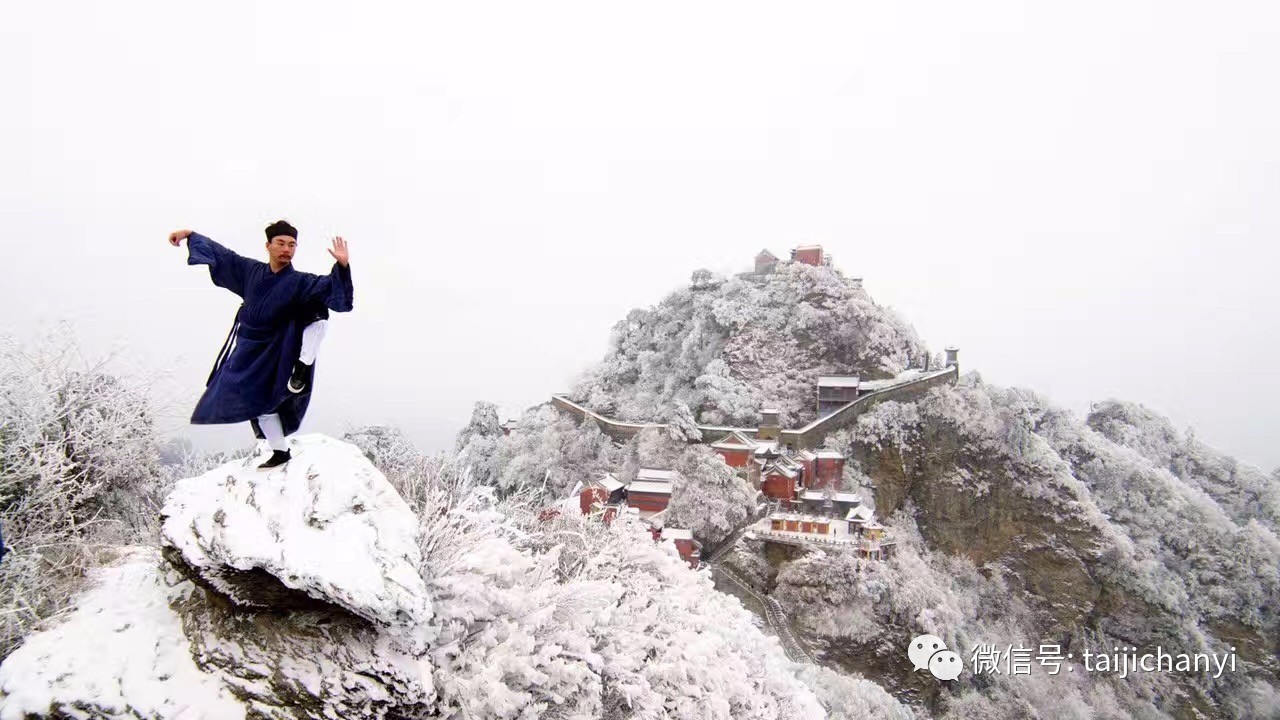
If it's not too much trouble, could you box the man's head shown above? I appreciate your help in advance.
[264,219,298,266]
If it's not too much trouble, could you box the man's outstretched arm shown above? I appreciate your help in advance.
[169,229,258,297]
[300,236,354,312]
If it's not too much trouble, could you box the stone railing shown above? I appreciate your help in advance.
[551,364,957,450]
[781,366,957,449]
[748,528,892,556]
[549,395,667,443]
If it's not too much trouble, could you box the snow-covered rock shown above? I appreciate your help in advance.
[1,436,440,720]
[0,549,249,720]
[0,547,435,720]
[160,434,432,647]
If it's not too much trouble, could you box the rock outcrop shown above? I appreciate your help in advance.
[160,434,432,644]
[0,435,436,719]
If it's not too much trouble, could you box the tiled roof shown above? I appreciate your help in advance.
[628,480,674,495]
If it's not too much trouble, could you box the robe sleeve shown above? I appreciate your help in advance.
[187,233,259,297]
[299,263,355,312]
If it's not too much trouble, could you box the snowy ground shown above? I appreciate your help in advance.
[0,549,247,720]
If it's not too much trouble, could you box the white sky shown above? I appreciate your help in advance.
[2,1,1277,471]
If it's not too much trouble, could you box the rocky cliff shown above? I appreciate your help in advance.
[726,378,1280,718]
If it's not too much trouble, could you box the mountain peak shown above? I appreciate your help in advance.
[575,251,931,430]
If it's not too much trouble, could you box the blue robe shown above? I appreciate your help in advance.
[187,233,354,437]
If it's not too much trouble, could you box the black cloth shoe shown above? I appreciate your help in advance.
[258,449,292,470]
[287,361,309,394]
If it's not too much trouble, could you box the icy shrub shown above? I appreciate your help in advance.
[0,331,163,658]
[375,442,827,719]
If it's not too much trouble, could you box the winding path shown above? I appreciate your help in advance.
[713,562,813,664]
[705,511,814,664]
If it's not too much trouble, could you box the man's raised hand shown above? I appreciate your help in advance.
[328,236,350,266]
[169,229,193,247]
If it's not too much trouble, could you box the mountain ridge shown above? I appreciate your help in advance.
[522,252,1280,718]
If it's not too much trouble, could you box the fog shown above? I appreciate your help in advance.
[2,1,1277,470]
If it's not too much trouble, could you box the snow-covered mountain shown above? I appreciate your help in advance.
[465,253,1280,718]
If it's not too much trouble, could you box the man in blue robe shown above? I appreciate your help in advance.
[169,220,354,469]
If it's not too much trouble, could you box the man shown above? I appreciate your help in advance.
[169,220,354,469]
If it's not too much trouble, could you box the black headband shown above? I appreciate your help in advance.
[264,220,298,240]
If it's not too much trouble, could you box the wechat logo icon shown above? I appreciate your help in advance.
[908,634,963,681]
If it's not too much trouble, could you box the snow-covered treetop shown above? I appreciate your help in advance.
[1086,399,1280,530]
[572,259,929,429]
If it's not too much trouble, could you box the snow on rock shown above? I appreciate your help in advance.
[160,434,431,646]
[0,549,248,720]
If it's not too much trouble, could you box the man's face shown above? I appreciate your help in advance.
[266,235,297,265]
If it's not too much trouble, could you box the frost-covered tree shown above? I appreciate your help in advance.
[666,445,757,546]
[665,401,703,443]
[616,430,756,546]
[689,268,722,290]
[483,405,620,499]
[455,400,502,452]
[343,424,422,477]
[392,451,828,719]
[0,331,164,658]
[454,400,504,486]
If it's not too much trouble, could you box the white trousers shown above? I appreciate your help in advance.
[256,319,329,452]
[257,413,288,451]
[300,319,328,365]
